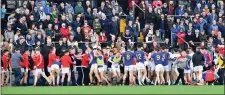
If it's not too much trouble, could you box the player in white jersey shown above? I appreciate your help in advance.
[147,50,156,85]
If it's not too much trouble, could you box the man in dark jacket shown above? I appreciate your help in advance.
[110,17,119,37]
[192,47,205,83]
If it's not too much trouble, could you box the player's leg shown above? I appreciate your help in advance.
[1,71,5,86]
[67,72,71,86]
[51,70,55,86]
[141,63,147,85]
[33,69,40,86]
[198,66,203,82]
[165,66,170,85]
[23,68,28,85]
[137,63,142,85]
[116,68,121,85]
[4,71,9,86]
[160,65,165,84]
[40,70,50,84]
[129,67,134,85]
[101,67,110,85]
[155,70,160,85]
[61,68,66,86]
[94,66,101,85]
[56,69,60,86]
[89,68,94,85]
[122,66,128,85]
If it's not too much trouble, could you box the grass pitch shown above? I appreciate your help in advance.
[1,86,224,94]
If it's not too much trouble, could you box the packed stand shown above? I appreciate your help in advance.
[1,0,225,86]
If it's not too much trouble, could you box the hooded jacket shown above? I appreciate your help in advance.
[192,51,205,67]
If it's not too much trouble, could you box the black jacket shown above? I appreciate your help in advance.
[192,51,205,67]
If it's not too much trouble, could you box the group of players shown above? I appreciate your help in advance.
[1,42,216,86]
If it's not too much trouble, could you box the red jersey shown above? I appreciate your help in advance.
[60,55,73,68]
[33,54,44,69]
[48,53,58,67]
[81,54,89,67]
[2,54,10,69]
[22,53,29,68]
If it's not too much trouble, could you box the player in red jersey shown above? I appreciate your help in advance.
[60,49,76,86]
[48,47,60,86]
[32,48,50,86]
[20,49,30,86]
[1,50,10,86]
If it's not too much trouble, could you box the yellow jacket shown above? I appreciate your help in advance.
[218,55,225,68]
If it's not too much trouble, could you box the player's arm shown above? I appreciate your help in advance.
[68,56,75,65]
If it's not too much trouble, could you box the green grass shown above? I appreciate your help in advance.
[1,86,224,94]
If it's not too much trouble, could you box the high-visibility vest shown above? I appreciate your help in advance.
[120,19,126,34]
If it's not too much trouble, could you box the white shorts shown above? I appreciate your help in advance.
[90,64,98,71]
[136,62,145,70]
[104,65,107,72]
[155,64,164,72]
[184,69,191,73]
[111,64,120,72]
[21,68,28,73]
[194,66,203,72]
[34,69,44,75]
[124,65,133,72]
[148,62,155,71]
[62,68,70,74]
[48,64,60,72]
[163,65,170,72]
[1,68,9,73]
[98,66,105,72]
[131,65,136,71]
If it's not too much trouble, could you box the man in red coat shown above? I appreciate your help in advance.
[177,28,186,50]
[60,23,70,39]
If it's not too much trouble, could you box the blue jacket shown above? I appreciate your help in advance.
[26,38,35,51]
[209,24,218,34]
[171,27,179,39]
[100,19,110,37]
[199,19,207,32]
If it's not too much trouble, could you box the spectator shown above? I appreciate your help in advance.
[209,20,219,35]
[123,29,132,43]
[51,3,59,20]
[66,3,74,15]
[99,32,107,47]
[75,2,84,14]
[177,28,186,50]
[171,23,179,48]
[4,25,14,42]
[43,15,52,29]
[45,23,54,37]
[186,30,195,47]
[25,34,35,51]
[16,16,28,36]
[199,31,208,42]
[60,23,70,39]
[100,13,110,38]
[58,2,66,16]
[85,7,94,26]
[31,7,40,23]
[53,24,61,41]
[1,4,7,31]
